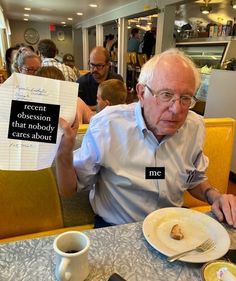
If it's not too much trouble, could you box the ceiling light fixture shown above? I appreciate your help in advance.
[77,12,83,16]
[61,21,66,24]
[68,18,73,21]
[24,7,31,11]
[89,4,98,8]
[24,14,29,17]
[24,18,29,21]
[231,0,236,9]
[200,0,212,15]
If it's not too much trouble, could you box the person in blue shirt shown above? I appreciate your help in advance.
[56,48,236,229]
[127,28,140,53]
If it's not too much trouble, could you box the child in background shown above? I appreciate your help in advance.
[96,79,127,112]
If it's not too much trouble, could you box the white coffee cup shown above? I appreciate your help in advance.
[53,231,90,281]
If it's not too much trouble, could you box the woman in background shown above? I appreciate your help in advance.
[5,47,18,77]
[12,48,41,75]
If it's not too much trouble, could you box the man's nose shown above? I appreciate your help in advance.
[168,98,183,113]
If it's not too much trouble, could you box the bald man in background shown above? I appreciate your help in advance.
[77,46,123,111]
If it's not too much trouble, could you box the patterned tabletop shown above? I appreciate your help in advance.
[0,217,236,281]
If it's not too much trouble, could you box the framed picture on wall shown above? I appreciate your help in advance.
[57,31,65,41]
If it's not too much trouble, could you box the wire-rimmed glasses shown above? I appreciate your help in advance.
[144,84,198,109]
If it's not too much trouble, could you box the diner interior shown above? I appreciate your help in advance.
[0,0,236,280]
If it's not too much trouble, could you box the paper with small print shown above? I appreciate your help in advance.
[0,73,78,170]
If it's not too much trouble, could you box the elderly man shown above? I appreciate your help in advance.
[77,46,123,111]
[56,48,236,228]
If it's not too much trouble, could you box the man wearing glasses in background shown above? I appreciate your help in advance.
[77,46,123,111]
[56,48,236,228]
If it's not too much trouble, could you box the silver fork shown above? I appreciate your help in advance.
[167,238,215,262]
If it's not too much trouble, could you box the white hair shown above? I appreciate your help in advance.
[138,48,200,93]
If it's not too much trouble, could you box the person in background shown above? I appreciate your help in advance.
[35,65,65,80]
[63,53,80,79]
[127,28,140,53]
[77,46,123,111]
[36,66,93,124]
[56,48,236,229]
[37,39,77,82]
[96,79,127,112]
[105,34,116,57]
[13,48,41,75]
[5,47,18,77]
[142,27,156,59]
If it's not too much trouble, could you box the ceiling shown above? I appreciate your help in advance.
[1,0,236,28]
[176,0,236,28]
[0,0,138,26]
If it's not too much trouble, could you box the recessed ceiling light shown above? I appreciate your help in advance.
[24,18,29,21]
[61,21,66,24]
[24,7,31,11]
[231,0,236,8]
[200,5,212,14]
[76,12,83,16]
[24,14,29,17]
[68,18,73,21]
[89,4,98,8]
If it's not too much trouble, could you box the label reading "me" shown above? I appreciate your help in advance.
[145,167,165,179]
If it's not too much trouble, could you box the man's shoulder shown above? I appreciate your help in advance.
[90,103,136,127]
[77,72,92,84]
[187,110,204,122]
[185,111,205,130]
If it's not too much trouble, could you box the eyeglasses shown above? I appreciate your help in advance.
[89,62,107,70]
[22,66,39,73]
[144,84,198,109]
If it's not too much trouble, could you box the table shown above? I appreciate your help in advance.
[0,219,236,281]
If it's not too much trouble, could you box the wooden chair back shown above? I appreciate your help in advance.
[137,53,148,67]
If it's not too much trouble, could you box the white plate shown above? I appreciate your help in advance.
[142,207,230,263]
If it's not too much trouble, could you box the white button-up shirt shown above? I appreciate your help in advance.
[74,102,208,225]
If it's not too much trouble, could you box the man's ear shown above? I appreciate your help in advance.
[136,83,145,106]
[105,100,111,106]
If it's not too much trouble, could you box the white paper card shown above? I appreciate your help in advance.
[0,73,78,170]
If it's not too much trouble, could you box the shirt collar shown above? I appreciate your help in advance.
[42,58,57,63]
[135,102,147,137]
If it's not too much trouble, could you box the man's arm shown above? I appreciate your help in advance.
[55,117,78,196]
[189,180,236,227]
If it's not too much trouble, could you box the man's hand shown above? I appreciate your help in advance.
[211,194,236,228]
[58,116,79,154]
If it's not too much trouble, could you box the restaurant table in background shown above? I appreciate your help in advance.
[0,217,236,281]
